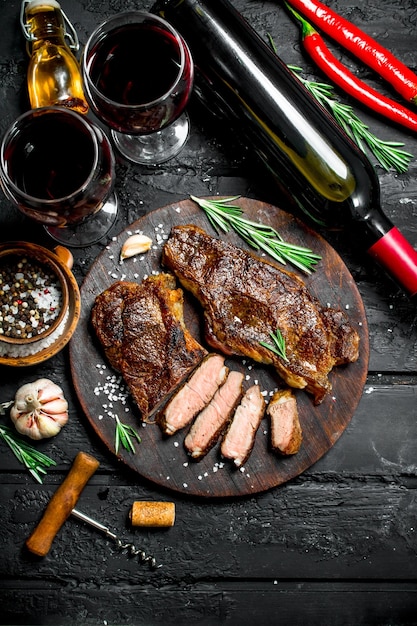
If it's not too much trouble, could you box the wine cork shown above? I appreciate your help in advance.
[129,501,175,528]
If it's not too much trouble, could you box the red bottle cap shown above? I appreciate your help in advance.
[368,226,417,296]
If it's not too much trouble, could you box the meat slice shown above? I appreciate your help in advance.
[221,384,265,467]
[184,370,244,460]
[266,389,302,455]
[162,225,360,404]
[159,353,228,435]
[91,274,207,421]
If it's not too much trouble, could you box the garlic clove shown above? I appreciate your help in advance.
[120,234,152,261]
[39,398,68,414]
[14,414,42,440]
[37,379,66,403]
[36,414,64,438]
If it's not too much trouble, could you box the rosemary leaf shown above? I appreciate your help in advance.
[115,416,141,455]
[287,64,413,173]
[0,424,56,483]
[191,195,321,274]
[259,328,289,361]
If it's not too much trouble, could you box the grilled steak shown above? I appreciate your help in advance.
[159,353,229,435]
[91,280,136,372]
[221,384,265,467]
[162,225,360,404]
[91,274,207,421]
[266,389,302,455]
[184,370,244,460]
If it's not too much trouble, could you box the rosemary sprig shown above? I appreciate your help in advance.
[291,66,413,173]
[191,195,321,274]
[115,416,141,455]
[259,328,289,361]
[267,35,413,173]
[0,424,56,483]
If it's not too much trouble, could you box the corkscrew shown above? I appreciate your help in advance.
[71,508,159,569]
[25,452,160,570]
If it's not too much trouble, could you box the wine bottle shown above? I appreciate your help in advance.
[21,0,88,114]
[152,0,417,296]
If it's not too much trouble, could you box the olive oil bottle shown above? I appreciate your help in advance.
[21,0,88,113]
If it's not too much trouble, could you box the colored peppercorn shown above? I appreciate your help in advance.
[0,256,62,340]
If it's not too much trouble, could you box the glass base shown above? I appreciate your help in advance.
[44,192,118,247]
[111,112,190,165]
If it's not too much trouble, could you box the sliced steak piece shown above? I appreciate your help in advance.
[91,274,207,421]
[162,225,360,404]
[266,389,302,455]
[159,353,229,435]
[221,384,265,467]
[184,370,244,460]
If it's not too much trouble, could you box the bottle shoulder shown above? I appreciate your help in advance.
[29,41,79,66]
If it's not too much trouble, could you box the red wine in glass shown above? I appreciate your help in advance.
[83,12,194,164]
[0,107,118,247]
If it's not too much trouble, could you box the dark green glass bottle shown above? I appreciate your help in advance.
[153,0,417,295]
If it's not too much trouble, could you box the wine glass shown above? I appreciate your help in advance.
[0,106,118,247]
[82,11,194,165]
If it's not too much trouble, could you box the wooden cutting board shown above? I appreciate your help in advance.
[69,197,369,497]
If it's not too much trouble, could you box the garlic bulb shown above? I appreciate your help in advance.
[10,378,69,440]
[120,234,152,261]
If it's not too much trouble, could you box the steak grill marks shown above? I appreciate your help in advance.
[91,274,207,421]
[162,225,360,404]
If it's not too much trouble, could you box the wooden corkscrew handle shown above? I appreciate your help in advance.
[26,451,100,557]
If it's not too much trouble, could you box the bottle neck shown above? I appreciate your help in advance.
[25,5,67,48]
[368,227,417,296]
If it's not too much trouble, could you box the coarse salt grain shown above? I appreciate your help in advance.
[0,307,69,358]
[93,371,130,420]
[0,256,63,341]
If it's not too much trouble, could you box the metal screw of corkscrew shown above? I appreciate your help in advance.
[71,508,160,569]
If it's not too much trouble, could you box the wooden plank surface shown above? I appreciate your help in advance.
[1,0,417,624]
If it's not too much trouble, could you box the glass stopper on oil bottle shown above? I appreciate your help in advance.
[20,0,88,113]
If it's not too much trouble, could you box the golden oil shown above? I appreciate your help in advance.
[22,0,88,113]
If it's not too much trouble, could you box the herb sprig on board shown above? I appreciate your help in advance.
[259,328,289,361]
[115,416,141,455]
[191,195,321,274]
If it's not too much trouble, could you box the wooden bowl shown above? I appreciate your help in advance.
[0,242,81,366]
[0,243,70,345]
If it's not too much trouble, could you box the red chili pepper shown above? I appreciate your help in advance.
[287,6,417,133]
[285,0,417,104]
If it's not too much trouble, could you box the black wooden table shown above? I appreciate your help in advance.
[1,0,417,624]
